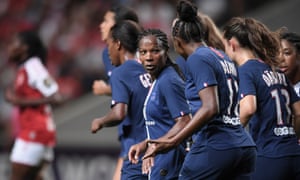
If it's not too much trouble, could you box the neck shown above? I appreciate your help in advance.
[288,66,300,85]
[120,51,135,64]
[185,42,204,56]
[235,49,258,66]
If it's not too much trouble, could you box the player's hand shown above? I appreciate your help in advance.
[143,139,176,160]
[142,144,155,174]
[92,80,110,95]
[4,88,18,105]
[91,118,104,133]
[128,141,147,164]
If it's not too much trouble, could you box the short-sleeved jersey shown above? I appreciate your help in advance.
[14,57,58,146]
[175,56,187,78]
[144,66,190,139]
[102,47,115,81]
[239,59,300,157]
[144,66,189,180]
[294,81,300,97]
[110,60,151,155]
[185,46,255,149]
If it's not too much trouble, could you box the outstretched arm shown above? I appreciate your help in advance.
[5,88,64,107]
[91,103,127,133]
[144,86,219,158]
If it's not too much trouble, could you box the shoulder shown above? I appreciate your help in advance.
[24,57,46,70]
[239,59,264,71]
[24,57,49,77]
[112,60,144,77]
[159,67,184,86]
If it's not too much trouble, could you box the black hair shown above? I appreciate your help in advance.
[279,29,300,54]
[139,28,185,80]
[18,30,47,65]
[110,20,142,54]
[110,5,139,24]
[172,0,205,43]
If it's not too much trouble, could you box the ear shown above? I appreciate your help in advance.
[116,40,121,51]
[173,37,183,50]
[229,37,239,52]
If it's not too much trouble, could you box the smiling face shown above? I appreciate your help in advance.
[280,39,300,76]
[138,35,167,79]
[99,11,116,42]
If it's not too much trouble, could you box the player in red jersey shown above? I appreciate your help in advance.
[5,30,63,180]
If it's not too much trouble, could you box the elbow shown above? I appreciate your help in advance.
[114,111,126,122]
[203,104,219,119]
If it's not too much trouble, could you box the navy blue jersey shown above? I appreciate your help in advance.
[110,60,151,155]
[185,46,255,149]
[239,59,300,157]
[144,66,190,139]
[175,56,187,78]
[102,47,115,81]
[144,66,189,179]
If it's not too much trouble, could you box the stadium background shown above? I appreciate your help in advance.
[0,0,299,179]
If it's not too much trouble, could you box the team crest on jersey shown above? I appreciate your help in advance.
[43,77,54,88]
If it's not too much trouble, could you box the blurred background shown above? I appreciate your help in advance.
[0,0,299,179]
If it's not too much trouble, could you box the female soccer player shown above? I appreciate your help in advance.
[279,30,300,97]
[93,5,139,96]
[144,1,256,179]
[5,30,62,180]
[90,20,151,180]
[223,17,300,180]
[92,5,139,179]
[128,29,191,179]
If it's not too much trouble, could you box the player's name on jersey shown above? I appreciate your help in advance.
[220,60,237,76]
[262,70,288,87]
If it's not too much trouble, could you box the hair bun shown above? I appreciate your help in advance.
[177,0,198,22]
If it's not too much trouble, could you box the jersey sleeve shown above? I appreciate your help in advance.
[24,57,58,97]
[110,70,130,106]
[187,54,217,92]
[238,65,256,99]
[159,75,190,119]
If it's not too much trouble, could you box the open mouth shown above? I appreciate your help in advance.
[279,66,288,73]
[144,64,155,71]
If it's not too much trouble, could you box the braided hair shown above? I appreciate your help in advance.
[172,0,206,44]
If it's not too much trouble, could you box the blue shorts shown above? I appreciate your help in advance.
[179,145,256,180]
[121,159,148,180]
[252,155,300,180]
[149,145,186,180]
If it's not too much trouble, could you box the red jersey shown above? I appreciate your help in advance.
[14,57,58,146]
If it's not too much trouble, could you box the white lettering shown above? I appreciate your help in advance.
[139,73,152,88]
[222,115,241,126]
[145,121,155,126]
[273,126,295,136]
[220,60,237,76]
[262,71,288,87]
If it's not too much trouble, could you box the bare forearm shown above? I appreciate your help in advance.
[160,115,190,140]
[172,107,214,145]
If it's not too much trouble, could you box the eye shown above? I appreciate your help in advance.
[139,50,146,56]
[151,49,161,54]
